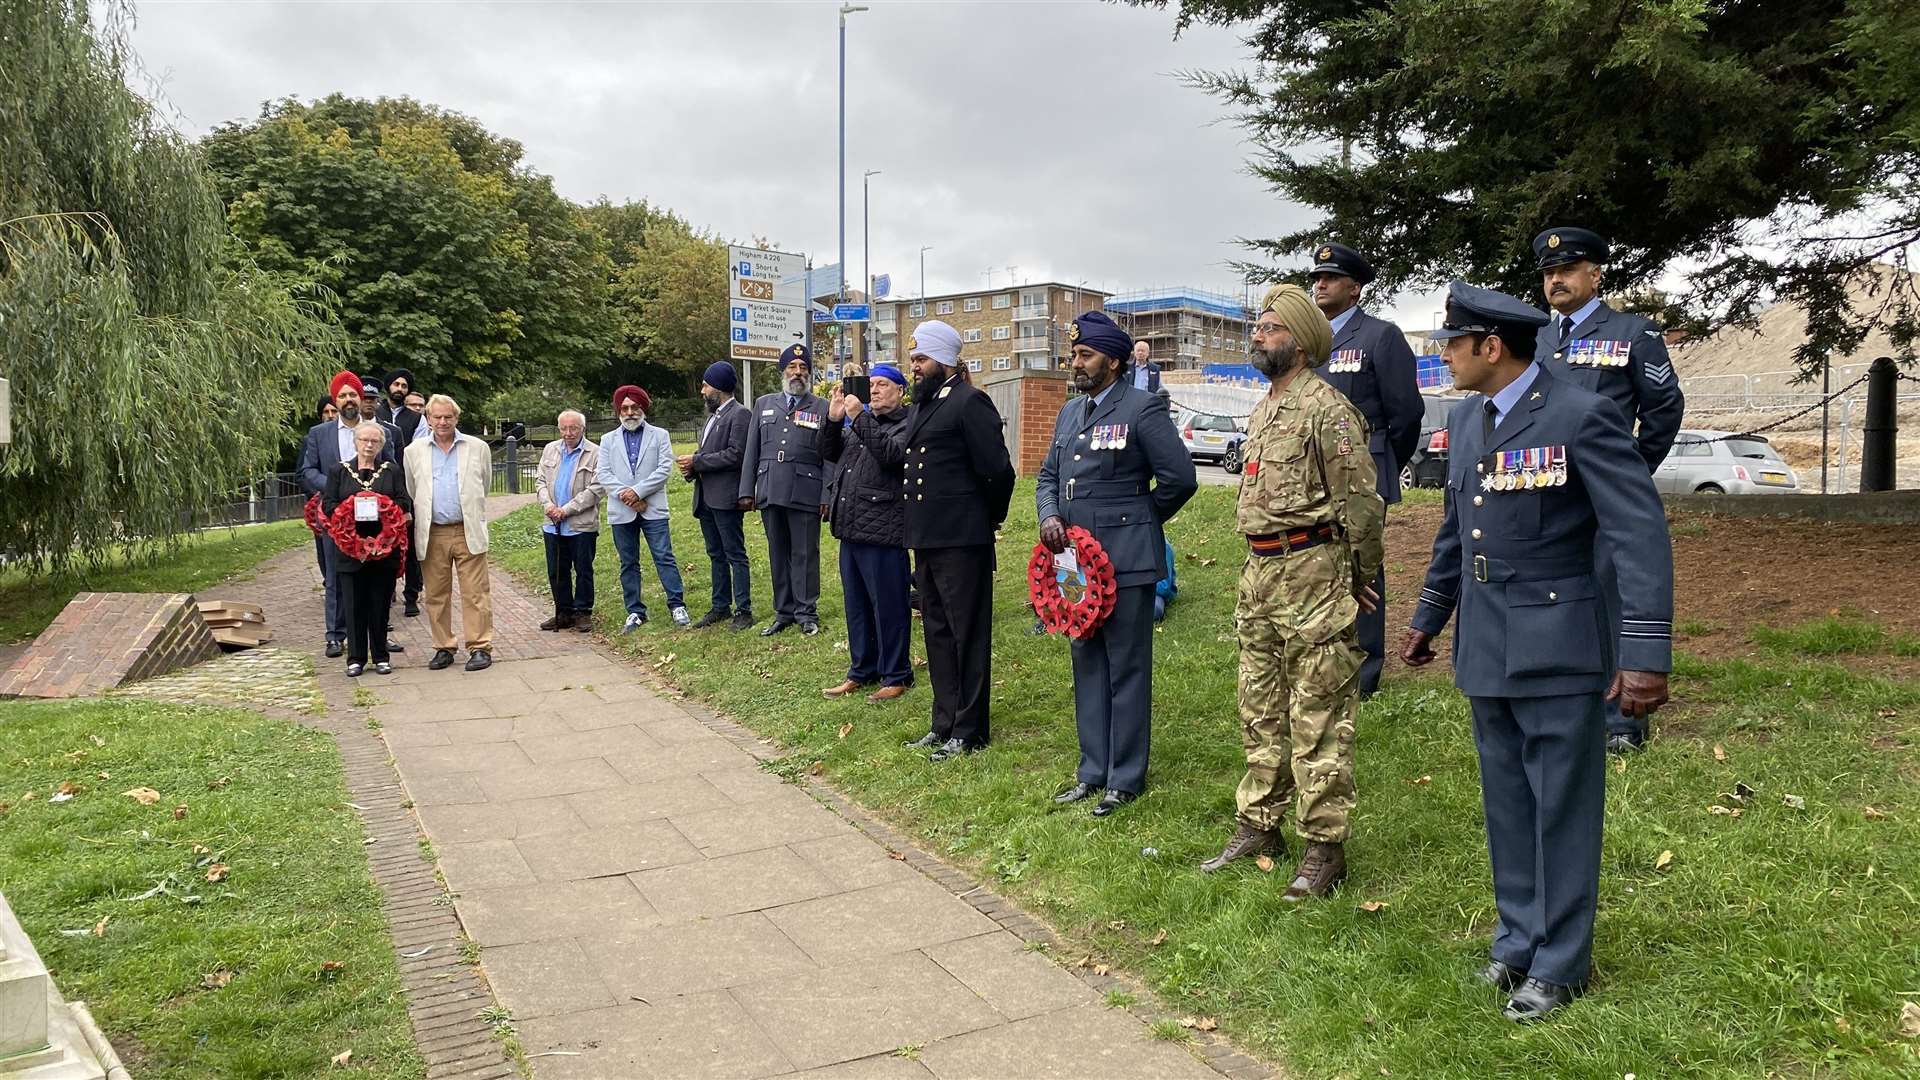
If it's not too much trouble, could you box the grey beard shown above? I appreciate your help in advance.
[1251,340,1299,379]
[338,403,361,423]
[785,376,808,395]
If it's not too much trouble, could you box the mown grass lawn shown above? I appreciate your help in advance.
[0,698,422,1079]
[492,479,1920,1079]
[0,520,310,645]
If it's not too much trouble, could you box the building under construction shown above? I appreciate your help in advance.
[1102,287,1253,372]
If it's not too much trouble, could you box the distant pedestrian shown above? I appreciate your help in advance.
[403,394,496,672]
[322,422,411,677]
[821,364,913,704]
[597,385,688,630]
[898,321,1016,762]
[679,363,755,630]
[1039,312,1197,817]
[536,410,602,633]
[1129,341,1164,393]
[741,344,829,637]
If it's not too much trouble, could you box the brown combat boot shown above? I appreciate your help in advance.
[1280,841,1347,902]
[1199,821,1282,874]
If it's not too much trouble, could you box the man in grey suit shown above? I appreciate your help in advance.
[740,343,829,636]
[1310,242,1424,697]
[1534,226,1686,754]
[679,362,755,631]
[1039,312,1197,818]
[298,371,400,658]
[1402,282,1673,1023]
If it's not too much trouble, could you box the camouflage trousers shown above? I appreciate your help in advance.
[1233,552,1364,842]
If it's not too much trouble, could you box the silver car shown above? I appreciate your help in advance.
[1654,430,1800,494]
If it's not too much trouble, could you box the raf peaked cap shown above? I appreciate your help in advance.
[1308,241,1376,286]
[1532,226,1610,270]
[1428,281,1550,342]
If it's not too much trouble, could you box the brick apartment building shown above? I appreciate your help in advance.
[874,283,1109,374]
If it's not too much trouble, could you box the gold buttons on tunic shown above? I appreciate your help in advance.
[1471,528,1483,540]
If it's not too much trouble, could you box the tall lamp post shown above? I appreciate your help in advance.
[838,3,868,313]
[863,169,881,363]
[919,245,933,301]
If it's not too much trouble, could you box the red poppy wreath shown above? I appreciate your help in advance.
[1028,526,1117,640]
[305,493,410,572]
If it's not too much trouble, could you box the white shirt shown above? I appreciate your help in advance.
[333,419,357,464]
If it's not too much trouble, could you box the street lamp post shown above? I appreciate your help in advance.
[919,245,933,301]
[863,169,880,362]
[838,3,868,313]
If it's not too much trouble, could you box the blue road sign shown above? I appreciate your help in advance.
[872,273,891,299]
[811,309,832,324]
[832,303,871,322]
[732,327,748,342]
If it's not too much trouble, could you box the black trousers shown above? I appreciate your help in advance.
[543,530,597,614]
[1469,692,1606,986]
[1356,564,1386,696]
[403,547,423,604]
[343,562,397,665]
[762,505,821,624]
[916,544,994,747]
[697,508,753,614]
[1071,584,1155,795]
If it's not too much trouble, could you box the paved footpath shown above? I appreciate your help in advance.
[248,497,1263,1080]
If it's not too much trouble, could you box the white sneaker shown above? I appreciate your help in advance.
[670,606,691,627]
[622,613,645,633]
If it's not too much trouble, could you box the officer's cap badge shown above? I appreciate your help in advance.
[1066,322,1080,343]
[906,336,917,351]
[1318,246,1333,261]
[1547,234,1562,249]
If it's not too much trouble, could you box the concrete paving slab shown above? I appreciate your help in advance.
[788,834,923,892]
[471,756,628,801]
[403,772,489,806]
[518,993,793,1080]
[514,820,703,881]
[390,740,535,778]
[566,701,659,732]
[630,846,843,922]
[917,1004,1220,1080]
[480,938,620,1020]
[414,797,585,845]
[699,765,798,804]
[515,725,661,764]
[732,950,1003,1071]
[668,795,858,858]
[604,741,771,785]
[765,880,999,968]
[582,911,817,999]
[437,838,537,889]
[921,932,1097,1021]
[456,877,659,947]
[565,776,736,828]
[780,1055,935,1079]
[380,724,451,748]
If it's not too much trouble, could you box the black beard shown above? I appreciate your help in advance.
[913,367,948,402]
[703,391,725,410]
[1251,340,1299,379]
[338,403,361,423]
[1072,368,1114,394]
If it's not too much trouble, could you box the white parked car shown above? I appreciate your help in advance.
[1655,430,1800,494]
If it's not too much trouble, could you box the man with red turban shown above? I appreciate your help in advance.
[595,384,689,630]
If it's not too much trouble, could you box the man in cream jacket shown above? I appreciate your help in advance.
[595,385,689,631]
[404,394,498,671]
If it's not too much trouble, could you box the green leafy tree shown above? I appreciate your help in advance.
[612,217,731,395]
[0,1,342,571]
[202,94,614,407]
[1138,0,1918,372]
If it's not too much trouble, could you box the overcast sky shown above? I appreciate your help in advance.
[125,0,1440,326]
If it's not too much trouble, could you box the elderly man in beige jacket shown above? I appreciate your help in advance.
[404,394,497,671]
[535,409,603,633]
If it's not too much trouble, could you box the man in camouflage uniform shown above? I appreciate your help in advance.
[1200,283,1385,902]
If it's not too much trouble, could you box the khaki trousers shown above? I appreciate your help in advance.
[423,523,494,651]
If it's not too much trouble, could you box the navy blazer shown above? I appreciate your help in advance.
[1411,365,1673,699]
[1321,307,1424,504]
[1036,384,1198,588]
[690,398,751,516]
[297,419,399,496]
[1539,300,1685,470]
[740,390,831,511]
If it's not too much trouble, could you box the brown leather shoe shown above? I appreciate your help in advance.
[1280,841,1347,901]
[867,684,908,703]
[1199,821,1282,874]
[822,679,863,699]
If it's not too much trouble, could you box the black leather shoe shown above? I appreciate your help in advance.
[1091,790,1138,817]
[403,600,420,617]
[1053,782,1100,805]
[692,609,730,629]
[799,622,822,637]
[903,732,941,749]
[1606,731,1645,756]
[324,640,344,659]
[464,649,492,672]
[386,639,404,653]
[428,649,455,670]
[1503,977,1580,1022]
[729,611,757,632]
[760,619,795,637]
[928,738,977,762]
[1477,959,1528,993]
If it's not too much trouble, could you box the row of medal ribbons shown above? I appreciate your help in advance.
[1563,340,1631,367]
[1484,445,1568,491]
[1326,349,1365,373]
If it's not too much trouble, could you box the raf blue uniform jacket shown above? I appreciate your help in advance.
[1540,300,1685,470]
[1411,365,1673,698]
[1321,308,1423,504]
[1036,383,1198,589]
[740,391,831,512]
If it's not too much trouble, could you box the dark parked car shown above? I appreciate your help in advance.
[1403,392,1464,490]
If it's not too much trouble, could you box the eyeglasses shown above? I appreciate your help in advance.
[1252,322,1287,336]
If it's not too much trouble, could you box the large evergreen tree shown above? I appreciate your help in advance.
[1138,0,1918,370]
[0,1,342,570]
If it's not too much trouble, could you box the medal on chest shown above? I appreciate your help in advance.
[1328,349,1366,374]
[1561,339,1631,368]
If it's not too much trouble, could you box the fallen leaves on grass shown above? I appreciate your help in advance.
[1864,806,1888,820]
[1900,1001,1920,1038]
[887,850,906,861]
[1713,743,1727,762]
[205,863,230,883]
[1783,794,1807,810]
[1255,855,1276,873]
[122,787,161,805]
[172,805,188,820]
[207,776,231,790]
[1147,928,1168,947]
[1358,901,1389,913]
[330,1050,352,1067]
[837,722,853,740]
[1707,805,1743,818]
[319,960,346,980]
[202,970,234,990]
[92,915,110,937]
[1179,1016,1218,1032]
[1654,850,1675,872]
[1409,775,1432,786]
[89,735,106,747]
[808,761,824,776]
[1834,1016,1852,1034]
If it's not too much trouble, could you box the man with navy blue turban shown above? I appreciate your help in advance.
[740,343,830,636]
[1038,311,1197,816]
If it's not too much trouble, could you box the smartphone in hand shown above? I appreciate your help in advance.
[842,375,870,402]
